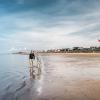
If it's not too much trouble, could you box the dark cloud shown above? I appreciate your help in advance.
[0,0,100,15]
[0,0,100,51]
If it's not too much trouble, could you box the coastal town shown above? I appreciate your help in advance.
[13,46,100,55]
[38,46,100,53]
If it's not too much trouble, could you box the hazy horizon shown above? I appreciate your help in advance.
[0,0,100,53]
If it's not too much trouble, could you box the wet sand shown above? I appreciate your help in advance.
[1,54,100,100]
[39,52,100,57]
[37,54,100,100]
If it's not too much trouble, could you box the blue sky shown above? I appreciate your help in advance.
[0,0,100,52]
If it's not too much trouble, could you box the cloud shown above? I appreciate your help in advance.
[9,47,27,52]
[17,0,25,4]
[9,47,18,52]
[66,12,100,39]
[0,0,100,52]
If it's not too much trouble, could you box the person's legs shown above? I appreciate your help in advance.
[29,59,31,66]
[29,59,34,67]
[31,59,33,66]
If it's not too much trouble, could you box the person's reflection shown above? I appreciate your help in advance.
[29,66,35,79]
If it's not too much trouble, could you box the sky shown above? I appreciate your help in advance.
[0,0,100,52]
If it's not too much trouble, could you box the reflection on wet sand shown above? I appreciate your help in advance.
[29,56,42,79]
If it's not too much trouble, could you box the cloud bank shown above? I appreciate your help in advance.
[0,0,100,52]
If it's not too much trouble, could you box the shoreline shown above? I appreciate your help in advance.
[39,52,100,56]
[12,52,100,57]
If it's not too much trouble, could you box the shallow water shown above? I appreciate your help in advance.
[0,54,29,99]
[0,54,100,100]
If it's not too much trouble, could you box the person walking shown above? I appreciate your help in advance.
[29,50,35,67]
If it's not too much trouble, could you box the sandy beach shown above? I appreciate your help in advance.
[36,53,100,100]
[1,53,100,100]
[39,52,100,57]
[20,54,100,100]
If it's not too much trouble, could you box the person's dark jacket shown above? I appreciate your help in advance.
[29,53,35,59]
